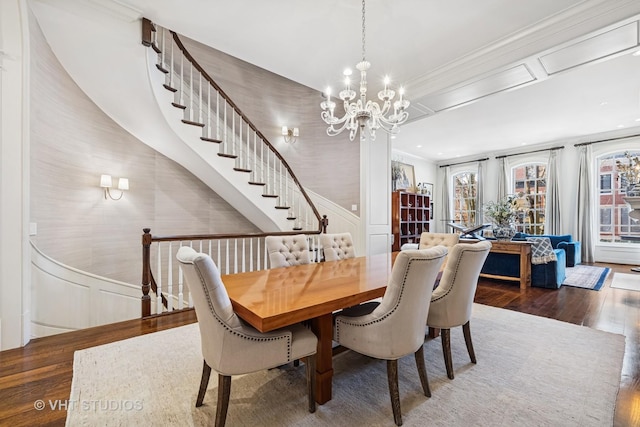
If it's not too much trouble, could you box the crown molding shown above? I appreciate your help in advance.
[408,0,640,97]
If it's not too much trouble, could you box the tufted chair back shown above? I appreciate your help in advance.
[320,232,356,261]
[418,232,460,250]
[265,234,311,268]
[418,232,460,270]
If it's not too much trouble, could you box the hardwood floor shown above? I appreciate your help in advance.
[0,262,638,426]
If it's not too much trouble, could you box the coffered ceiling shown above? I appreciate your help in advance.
[111,0,640,161]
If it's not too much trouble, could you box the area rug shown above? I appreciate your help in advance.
[562,265,611,290]
[611,272,640,291]
[66,304,624,427]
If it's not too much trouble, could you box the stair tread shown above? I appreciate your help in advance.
[218,153,238,159]
[156,63,169,74]
[151,43,161,54]
[172,102,187,109]
[262,194,278,198]
[248,181,266,186]
[182,119,205,127]
[287,217,296,220]
[163,84,177,93]
[201,136,222,143]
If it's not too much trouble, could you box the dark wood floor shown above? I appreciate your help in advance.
[0,262,638,426]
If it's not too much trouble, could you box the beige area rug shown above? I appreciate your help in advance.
[611,272,640,291]
[66,304,625,427]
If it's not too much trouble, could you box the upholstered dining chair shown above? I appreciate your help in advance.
[320,232,356,261]
[334,247,448,426]
[265,234,311,268]
[426,241,492,380]
[176,247,318,427]
[401,232,459,270]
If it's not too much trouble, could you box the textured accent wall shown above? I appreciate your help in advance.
[29,14,259,285]
[179,35,360,214]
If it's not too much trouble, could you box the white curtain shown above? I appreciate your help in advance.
[441,166,451,233]
[577,145,594,263]
[476,160,485,224]
[546,150,562,234]
[497,157,508,200]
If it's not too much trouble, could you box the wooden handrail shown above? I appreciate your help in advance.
[141,221,328,317]
[168,31,322,230]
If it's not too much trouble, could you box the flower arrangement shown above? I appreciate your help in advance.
[484,195,518,225]
[616,151,640,186]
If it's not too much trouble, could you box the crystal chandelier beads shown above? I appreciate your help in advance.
[320,0,409,142]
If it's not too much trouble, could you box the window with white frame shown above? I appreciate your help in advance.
[597,151,640,243]
[452,171,477,227]
[512,163,546,234]
[600,173,612,194]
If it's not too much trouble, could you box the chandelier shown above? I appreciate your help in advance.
[320,0,410,142]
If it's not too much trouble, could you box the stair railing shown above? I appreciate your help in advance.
[141,224,328,317]
[142,19,320,231]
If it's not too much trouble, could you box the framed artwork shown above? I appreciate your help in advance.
[418,182,433,197]
[392,161,415,192]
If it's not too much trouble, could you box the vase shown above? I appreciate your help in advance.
[627,183,640,197]
[492,223,516,241]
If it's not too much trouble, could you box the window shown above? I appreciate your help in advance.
[512,164,546,234]
[452,172,477,227]
[597,151,640,243]
[600,174,612,194]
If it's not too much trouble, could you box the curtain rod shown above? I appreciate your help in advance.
[574,133,640,147]
[439,157,489,168]
[495,146,564,159]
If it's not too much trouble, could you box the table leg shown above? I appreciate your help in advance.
[310,313,334,404]
[520,247,531,289]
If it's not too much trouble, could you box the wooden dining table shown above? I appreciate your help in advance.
[221,252,398,404]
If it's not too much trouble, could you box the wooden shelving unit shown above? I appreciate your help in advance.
[392,191,431,251]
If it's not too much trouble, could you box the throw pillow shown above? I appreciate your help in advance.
[526,237,557,265]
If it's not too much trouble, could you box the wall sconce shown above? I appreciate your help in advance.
[100,174,129,200]
[282,126,299,143]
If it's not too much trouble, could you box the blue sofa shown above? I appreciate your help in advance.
[481,245,566,289]
[512,233,581,267]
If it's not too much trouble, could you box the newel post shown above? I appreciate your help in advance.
[141,17,154,47]
[141,228,152,317]
[321,215,329,233]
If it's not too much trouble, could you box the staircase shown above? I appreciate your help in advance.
[142,19,321,232]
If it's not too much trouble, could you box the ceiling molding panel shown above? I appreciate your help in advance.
[539,21,639,74]
[416,64,536,112]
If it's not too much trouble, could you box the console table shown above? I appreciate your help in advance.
[479,240,533,289]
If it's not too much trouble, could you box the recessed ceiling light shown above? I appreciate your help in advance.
[455,154,461,158]
[617,124,625,128]
[633,49,640,57]
[600,101,609,106]
[635,118,640,122]
[521,142,527,146]
[416,145,422,148]
[437,152,443,155]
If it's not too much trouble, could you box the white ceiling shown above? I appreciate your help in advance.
[116,0,640,162]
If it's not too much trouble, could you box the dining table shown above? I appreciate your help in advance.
[221,252,398,404]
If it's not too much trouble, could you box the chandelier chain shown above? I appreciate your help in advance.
[361,0,366,62]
